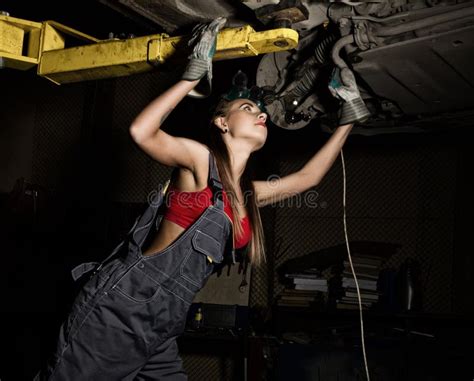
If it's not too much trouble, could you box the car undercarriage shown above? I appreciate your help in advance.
[96,0,474,133]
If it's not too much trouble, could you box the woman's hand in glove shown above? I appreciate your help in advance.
[182,17,227,98]
[328,67,371,124]
[328,67,362,103]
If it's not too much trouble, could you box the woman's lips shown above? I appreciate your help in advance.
[255,122,267,128]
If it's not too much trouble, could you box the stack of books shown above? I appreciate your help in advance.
[336,255,383,310]
[276,270,327,307]
[276,289,323,307]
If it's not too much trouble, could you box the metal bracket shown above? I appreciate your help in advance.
[147,33,169,67]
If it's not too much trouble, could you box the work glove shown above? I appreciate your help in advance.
[182,17,227,98]
[328,67,371,125]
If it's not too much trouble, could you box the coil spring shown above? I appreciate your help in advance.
[314,33,338,64]
[290,33,338,99]
[292,66,319,98]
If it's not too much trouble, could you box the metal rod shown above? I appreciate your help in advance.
[331,34,355,69]
[375,5,474,36]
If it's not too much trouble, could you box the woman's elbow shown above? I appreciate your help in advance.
[129,123,147,144]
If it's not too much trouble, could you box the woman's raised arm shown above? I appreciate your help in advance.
[253,123,353,207]
[129,79,208,171]
[129,18,226,171]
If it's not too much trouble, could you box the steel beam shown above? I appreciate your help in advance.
[1,14,299,84]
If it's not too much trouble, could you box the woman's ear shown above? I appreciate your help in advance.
[213,116,228,133]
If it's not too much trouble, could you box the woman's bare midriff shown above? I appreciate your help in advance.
[143,154,246,255]
[142,219,186,256]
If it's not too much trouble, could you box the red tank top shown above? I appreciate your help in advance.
[163,185,252,249]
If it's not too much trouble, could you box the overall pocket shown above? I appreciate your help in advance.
[111,261,162,304]
[179,230,224,288]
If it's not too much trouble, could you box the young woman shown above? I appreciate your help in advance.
[36,18,365,380]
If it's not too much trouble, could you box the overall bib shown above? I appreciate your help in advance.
[36,152,234,380]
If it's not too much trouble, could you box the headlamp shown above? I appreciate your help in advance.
[221,70,268,114]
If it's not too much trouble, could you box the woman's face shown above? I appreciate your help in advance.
[221,99,268,149]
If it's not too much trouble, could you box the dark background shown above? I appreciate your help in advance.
[1,1,474,380]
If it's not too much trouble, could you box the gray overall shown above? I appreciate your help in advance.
[35,152,234,380]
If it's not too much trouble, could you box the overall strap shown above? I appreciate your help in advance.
[131,184,168,248]
[208,151,224,210]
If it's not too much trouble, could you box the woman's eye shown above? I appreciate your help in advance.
[244,106,252,111]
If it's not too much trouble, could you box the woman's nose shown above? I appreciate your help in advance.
[258,112,267,122]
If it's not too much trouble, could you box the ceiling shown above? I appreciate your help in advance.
[0,0,260,38]
[0,0,155,39]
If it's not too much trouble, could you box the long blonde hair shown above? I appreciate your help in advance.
[208,99,266,266]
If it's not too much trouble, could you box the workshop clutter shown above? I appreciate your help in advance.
[276,241,400,311]
[277,268,327,308]
[334,254,384,310]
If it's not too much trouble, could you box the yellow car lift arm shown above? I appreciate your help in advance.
[0,14,298,84]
